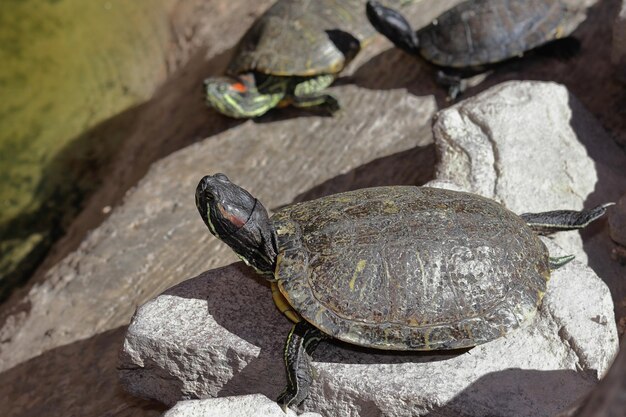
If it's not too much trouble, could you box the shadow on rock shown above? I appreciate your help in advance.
[0,326,165,417]
[281,145,436,210]
[567,91,626,324]
[349,47,449,108]
[425,367,594,417]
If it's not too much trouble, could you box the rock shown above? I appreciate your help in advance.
[612,0,626,83]
[119,241,617,417]
[163,395,321,417]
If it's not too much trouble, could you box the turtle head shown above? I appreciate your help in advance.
[203,74,283,119]
[366,0,419,54]
[196,173,277,276]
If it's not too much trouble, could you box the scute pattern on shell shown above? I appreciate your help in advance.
[273,187,550,350]
[227,0,379,77]
[417,0,582,67]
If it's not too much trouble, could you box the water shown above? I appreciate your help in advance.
[0,0,174,299]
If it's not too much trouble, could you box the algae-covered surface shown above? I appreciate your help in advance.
[0,0,175,299]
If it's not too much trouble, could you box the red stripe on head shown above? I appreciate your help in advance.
[218,203,246,228]
[231,82,248,93]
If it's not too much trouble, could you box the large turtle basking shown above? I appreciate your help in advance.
[366,0,587,98]
[195,174,612,409]
[204,0,411,118]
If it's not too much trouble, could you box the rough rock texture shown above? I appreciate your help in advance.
[163,395,321,417]
[118,81,620,417]
[612,0,626,82]
[0,86,437,417]
[119,243,617,417]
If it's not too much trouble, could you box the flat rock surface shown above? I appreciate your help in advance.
[163,395,321,417]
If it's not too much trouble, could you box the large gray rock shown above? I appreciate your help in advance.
[163,395,321,417]
[120,243,616,417]
[119,81,621,417]
[613,0,626,83]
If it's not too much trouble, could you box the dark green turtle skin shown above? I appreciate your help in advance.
[366,0,585,97]
[195,174,612,409]
[205,0,408,118]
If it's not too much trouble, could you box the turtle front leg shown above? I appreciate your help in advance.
[290,74,340,115]
[520,203,614,235]
[276,321,326,411]
[436,70,468,101]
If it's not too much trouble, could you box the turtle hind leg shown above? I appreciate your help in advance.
[276,321,326,411]
[521,203,614,235]
[436,67,493,101]
[436,70,467,101]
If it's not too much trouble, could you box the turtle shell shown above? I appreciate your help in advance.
[272,186,550,351]
[417,0,584,68]
[227,0,379,77]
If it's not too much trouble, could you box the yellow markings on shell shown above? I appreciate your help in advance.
[276,223,296,236]
[555,25,565,39]
[271,281,302,323]
[382,200,399,214]
[423,328,432,350]
[349,259,367,291]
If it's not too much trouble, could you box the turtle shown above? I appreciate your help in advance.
[366,0,586,98]
[204,0,410,119]
[195,173,612,409]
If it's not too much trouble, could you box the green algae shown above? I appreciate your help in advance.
[0,0,175,299]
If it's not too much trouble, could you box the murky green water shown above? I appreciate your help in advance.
[0,0,175,299]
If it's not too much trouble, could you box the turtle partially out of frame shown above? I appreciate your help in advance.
[366,0,586,98]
